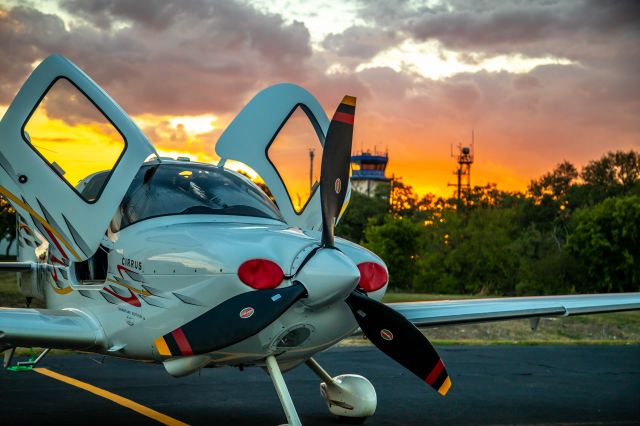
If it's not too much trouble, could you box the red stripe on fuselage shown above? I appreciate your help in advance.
[172,328,194,356]
[103,287,141,307]
[44,227,68,260]
[333,111,354,125]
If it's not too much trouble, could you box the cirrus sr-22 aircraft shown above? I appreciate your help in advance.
[0,55,639,425]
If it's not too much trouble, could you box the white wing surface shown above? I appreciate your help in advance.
[0,308,102,350]
[389,293,640,327]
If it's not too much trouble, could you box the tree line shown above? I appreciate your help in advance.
[337,150,640,295]
[0,150,637,294]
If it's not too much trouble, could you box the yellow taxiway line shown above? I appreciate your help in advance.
[33,368,188,426]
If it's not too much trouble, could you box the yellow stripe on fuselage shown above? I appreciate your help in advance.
[154,337,171,356]
[50,283,73,295]
[0,186,81,260]
[106,278,152,297]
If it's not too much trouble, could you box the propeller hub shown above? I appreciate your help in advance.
[295,248,360,309]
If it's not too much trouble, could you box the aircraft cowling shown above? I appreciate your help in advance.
[294,248,360,308]
[113,218,319,277]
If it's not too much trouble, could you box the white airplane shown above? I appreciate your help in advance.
[0,55,639,425]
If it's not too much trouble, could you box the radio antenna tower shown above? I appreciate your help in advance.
[448,131,475,201]
[309,148,315,192]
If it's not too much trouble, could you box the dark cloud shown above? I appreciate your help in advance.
[0,6,68,102]
[322,26,400,59]
[513,74,541,91]
[406,1,640,58]
[1,0,638,195]
[59,0,179,30]
[0,0,312,116]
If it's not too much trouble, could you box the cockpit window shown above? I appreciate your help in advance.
[110,163,284,231]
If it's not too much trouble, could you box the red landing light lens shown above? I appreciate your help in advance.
[357,262,388,293]
[238,259,284,290]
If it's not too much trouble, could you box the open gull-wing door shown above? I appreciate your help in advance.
[216,84,350,230]
[0,55,156,262]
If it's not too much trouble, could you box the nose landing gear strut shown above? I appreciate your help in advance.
[265,355,302,426]
[265,355,377,425]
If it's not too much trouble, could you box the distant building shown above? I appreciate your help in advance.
[351,149,391,197]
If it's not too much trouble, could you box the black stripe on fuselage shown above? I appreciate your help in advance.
[163,333,180,356]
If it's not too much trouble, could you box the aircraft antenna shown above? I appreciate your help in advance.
[309,148,315,192]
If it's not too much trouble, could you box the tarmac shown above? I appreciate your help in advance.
[1,345,639,425]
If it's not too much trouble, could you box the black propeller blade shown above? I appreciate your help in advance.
[346,291,452,396]
[320,95,356,248]
[314,94,451,396]
[154,283,307,356]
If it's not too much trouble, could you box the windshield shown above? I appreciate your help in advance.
[109,163,284,231]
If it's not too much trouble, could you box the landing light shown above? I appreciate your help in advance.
[357,262,388,293]
[238,259,284,290]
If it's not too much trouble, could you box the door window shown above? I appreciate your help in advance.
[22,77,126,202]
[267,106,322,212]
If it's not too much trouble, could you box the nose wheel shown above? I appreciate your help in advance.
[306,358,377,424]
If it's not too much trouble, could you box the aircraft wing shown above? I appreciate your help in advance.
[388,293,640,327]
[0,308,102,350]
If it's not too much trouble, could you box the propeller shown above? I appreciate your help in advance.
[345,291,452,395]
[153,94,452,398]
[154,283,306,356]
[320,95,356,248]
[316,95,452,396]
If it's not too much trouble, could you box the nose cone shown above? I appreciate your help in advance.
[296,248,360,308]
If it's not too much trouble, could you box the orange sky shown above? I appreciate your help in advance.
[1,1,638,200]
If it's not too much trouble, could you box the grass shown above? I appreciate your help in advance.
[2,271,639,346]
[0,271,44,308]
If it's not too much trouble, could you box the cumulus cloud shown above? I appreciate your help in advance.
[0,0,638,196]
[322,26,400,60]
[0,0,313,116]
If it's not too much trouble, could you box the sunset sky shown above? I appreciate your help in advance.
[1,0,639,200]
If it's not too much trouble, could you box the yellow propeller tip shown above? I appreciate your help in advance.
[437,376,452,396]
[342,95,356,107]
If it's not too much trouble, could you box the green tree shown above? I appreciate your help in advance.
[581,150,640,201]
[337,186,388,243]
[511,223,582,295]
[529,160,578,202]
[389,177,418,217]
[0,195,16,256]
[413,209,461,293]
[363,216,422,290]
[567,195,640,292]
[442,207,522,295]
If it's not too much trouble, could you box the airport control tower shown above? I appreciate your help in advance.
[351,149,391,197]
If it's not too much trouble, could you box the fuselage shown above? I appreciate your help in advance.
[16,160,388,370]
